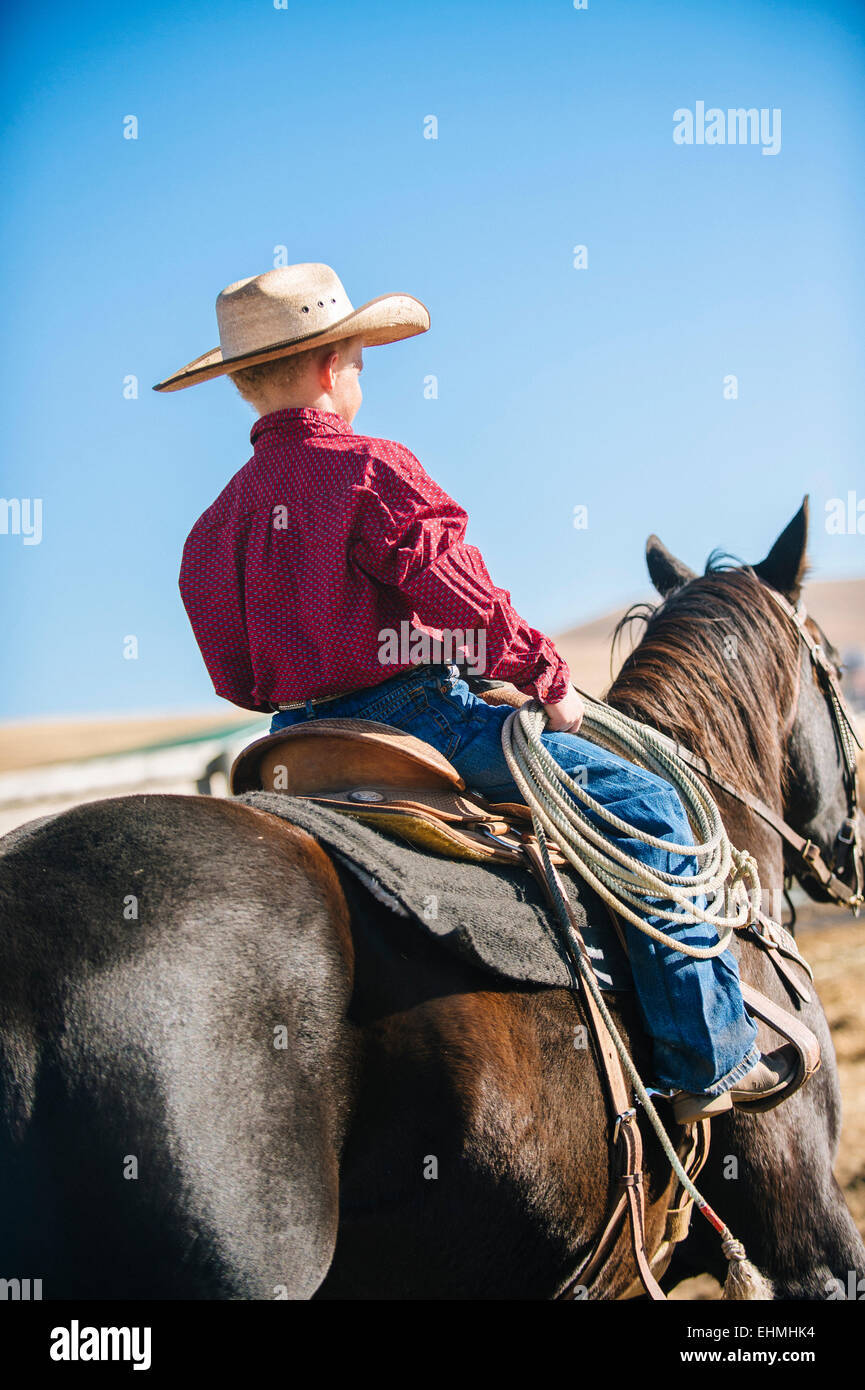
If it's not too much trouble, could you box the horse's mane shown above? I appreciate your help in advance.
[606,558,800,797]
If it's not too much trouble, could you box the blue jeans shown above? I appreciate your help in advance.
[271,664,759,1095]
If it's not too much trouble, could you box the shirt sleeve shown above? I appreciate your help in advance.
[350,444,572,704]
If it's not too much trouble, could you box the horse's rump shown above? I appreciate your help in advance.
[0,794,356,1299]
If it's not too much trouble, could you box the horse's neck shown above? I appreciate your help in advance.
[613,662,789,899]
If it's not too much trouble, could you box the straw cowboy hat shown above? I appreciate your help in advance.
[153,263,430,392]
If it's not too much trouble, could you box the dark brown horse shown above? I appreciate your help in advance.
[0,501,862,1299]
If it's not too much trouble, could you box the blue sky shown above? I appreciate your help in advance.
[2,0,863,721]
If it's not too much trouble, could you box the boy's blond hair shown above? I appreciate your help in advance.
[229,341,342,404]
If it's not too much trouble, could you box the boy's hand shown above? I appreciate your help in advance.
[542,687,585,734]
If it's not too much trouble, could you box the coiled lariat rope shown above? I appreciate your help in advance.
[502,699,762,955]
[501,697,774,1299]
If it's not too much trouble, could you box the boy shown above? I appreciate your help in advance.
[157,262,794,1121]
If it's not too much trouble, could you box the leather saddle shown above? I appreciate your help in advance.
[230,717,567,869]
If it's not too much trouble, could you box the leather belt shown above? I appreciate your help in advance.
[270,663,455,712]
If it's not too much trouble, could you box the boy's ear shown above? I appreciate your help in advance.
[319,348,339,388]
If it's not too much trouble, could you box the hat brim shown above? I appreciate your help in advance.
[152,292,429,392]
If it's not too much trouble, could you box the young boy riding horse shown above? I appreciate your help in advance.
[156,262,795,1123]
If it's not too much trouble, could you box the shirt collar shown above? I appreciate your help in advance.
[250,407,354,447]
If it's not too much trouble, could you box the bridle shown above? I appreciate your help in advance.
[771,588,863,902]
[651,585,863,915]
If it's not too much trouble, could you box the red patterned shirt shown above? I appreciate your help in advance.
[178,407,572,712]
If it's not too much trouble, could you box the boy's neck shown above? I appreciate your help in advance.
[257,392,344,421]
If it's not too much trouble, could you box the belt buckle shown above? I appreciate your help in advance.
[838,819,856,845]
[613,1108,637,1143]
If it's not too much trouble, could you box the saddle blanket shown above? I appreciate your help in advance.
[238,791,632,992]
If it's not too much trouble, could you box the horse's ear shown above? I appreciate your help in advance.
[646,535,696,597]
[753,496,810,602]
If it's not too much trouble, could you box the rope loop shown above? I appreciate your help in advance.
[501,698,763,959]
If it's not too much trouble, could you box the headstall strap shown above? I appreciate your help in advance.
[690,585,865,916]
[764,588,863,912]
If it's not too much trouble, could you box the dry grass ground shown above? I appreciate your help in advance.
[798,904,865,1237]
[670,899,865,1300]
[0,711,259,772]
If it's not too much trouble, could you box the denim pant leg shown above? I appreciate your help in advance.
[547,743,758,1096]
[421,678,760,1096]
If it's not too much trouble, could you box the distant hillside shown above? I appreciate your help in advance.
[805,577,865,654]
[0,711,262,774]
[554,575,865,701]
[0,576,862,773]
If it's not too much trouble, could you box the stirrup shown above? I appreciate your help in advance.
[671,1089,733,1125]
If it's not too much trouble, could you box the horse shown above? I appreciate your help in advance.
[0,500,862,1299]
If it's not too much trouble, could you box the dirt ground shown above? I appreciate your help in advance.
[670,898,864,1300]
[797,903,865,1236]
[0,711,256,773]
